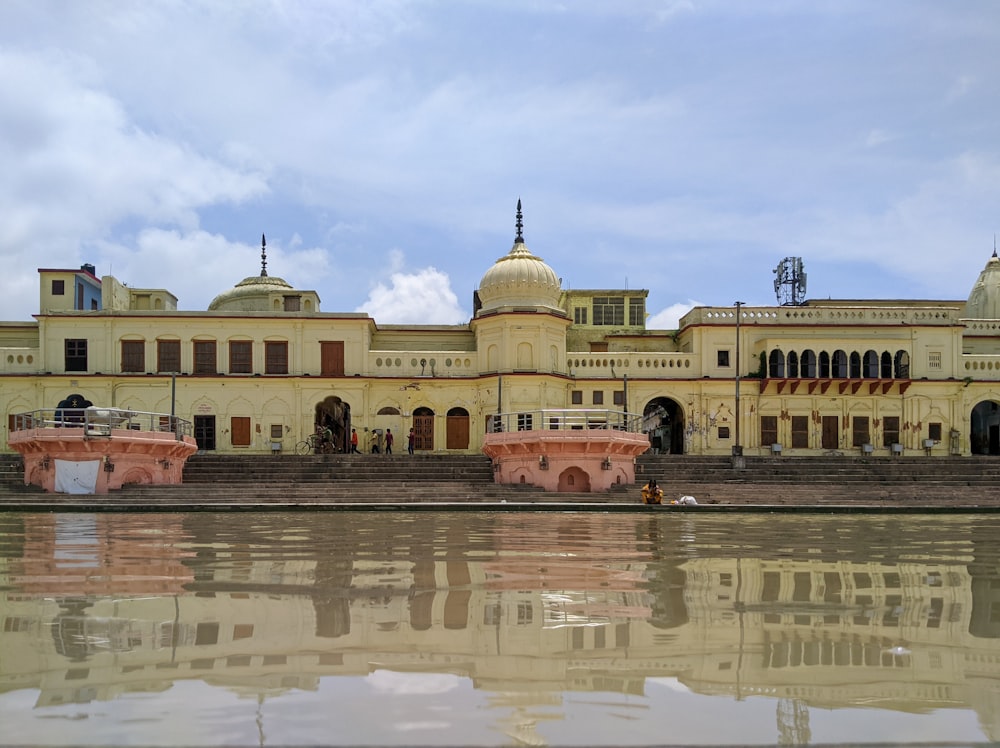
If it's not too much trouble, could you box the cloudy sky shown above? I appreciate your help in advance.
[1,1,997,327]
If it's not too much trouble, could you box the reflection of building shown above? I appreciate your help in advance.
[3,512,1000,742]
[6,209,1000,462]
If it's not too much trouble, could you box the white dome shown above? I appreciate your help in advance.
[477,241,562,312]
[476,201,562,314]
[967,252,1000,319]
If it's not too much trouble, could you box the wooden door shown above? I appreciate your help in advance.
[821,416,839,450]
[414,413,434,451]
[791,415,809,448]
[231,416,251,447]
[194,415,216,451]
[446,410,470,450]
[320,341,345,376]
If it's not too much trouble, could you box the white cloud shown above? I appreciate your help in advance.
[356,261,469,324]
[366,670,462,696]
[648,300,703,329]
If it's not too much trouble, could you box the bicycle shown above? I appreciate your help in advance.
[295,434,327,454]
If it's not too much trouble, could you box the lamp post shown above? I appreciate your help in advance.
[733,301,745,469]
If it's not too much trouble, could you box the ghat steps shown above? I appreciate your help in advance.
[1,452,999,508]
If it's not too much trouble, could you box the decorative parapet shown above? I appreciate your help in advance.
[963,319,1000,334]
[683,306,963,327]
[567,353,697,377]
[962,356,1000,379]
[1,347,41,373]
[368,352,478,378]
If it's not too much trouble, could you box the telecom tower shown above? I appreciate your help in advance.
[773,257,807,306]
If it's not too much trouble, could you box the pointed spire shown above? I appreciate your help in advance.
[260,233,268,277]
[994,233,997,259]
[514,199,524,244]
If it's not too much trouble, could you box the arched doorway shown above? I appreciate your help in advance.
[643,397,685,455]
[314,396,351,453]
[446,407,470,450]
[557,466,591,493]
[413,406,434,451]
[971,400,1000,455]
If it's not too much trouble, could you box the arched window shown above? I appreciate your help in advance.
[787,351,799,378]
[880,351,893,379]
[768,349,785,378]
[849,352,862,378]
[819,351,831,378]
[894,350,910,378]
[832,350,848,378]
[801,350,817,378]
[863,350,879,378]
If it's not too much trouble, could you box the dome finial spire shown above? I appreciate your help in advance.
[514,199,524,244]
[260,233,268,277]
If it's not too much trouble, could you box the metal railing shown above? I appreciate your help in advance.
[11,408,193,439]
[487,409,644,434]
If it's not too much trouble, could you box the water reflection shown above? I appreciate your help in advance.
[1,510,1000,746]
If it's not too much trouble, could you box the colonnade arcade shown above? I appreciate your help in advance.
[766,348,910,379]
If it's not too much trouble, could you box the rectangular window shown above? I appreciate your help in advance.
[229,341,252,374]
[195,622,220,646]
[270,424,283,440]
[760,415,778,446]
[791,415,808,449]
[52,279,65,295]
[592,296,625,326]
[717,350,730,367]
[629,298,645,326]
[517,601,533,625]
[517,413,533,431]
[883,416,900,447]
[64,339,87,372]
[592,391,604,405]
[265,341,288,374]
[928,422,942,441]
[193,341,217,374]
[574,307,588,324]
[613,390,624,406]
[157,340,181,373]
[283,295,301,312]
[121,341,144,373]
[571,390,583,405]
[852,416,870,447]
[718,426,730,439]
[928,351,942,370]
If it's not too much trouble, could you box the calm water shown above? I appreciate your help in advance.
[1,509,999,747]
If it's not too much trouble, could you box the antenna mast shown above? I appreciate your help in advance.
[773,257,807,306]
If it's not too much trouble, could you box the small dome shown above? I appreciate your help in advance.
[208,233,297,312]
[966,251,1000,319]
[209,273,295,311]
[476,201,562,314]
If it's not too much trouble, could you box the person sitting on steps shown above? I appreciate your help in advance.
[641,479,663,505]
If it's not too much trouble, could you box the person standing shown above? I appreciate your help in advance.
[350,428,360,453]
[407,427,415,455]
[385,428,394,454]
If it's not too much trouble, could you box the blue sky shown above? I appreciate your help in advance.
[1,1,997,326]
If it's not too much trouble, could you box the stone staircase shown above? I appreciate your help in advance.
[636,454,1000,506]
[2,451,1000,508]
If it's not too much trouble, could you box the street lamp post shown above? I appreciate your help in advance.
[733,301,745,470]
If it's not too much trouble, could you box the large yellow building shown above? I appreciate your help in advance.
[4,209,1000,458]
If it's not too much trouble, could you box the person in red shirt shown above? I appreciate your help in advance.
[350,428,360,453]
